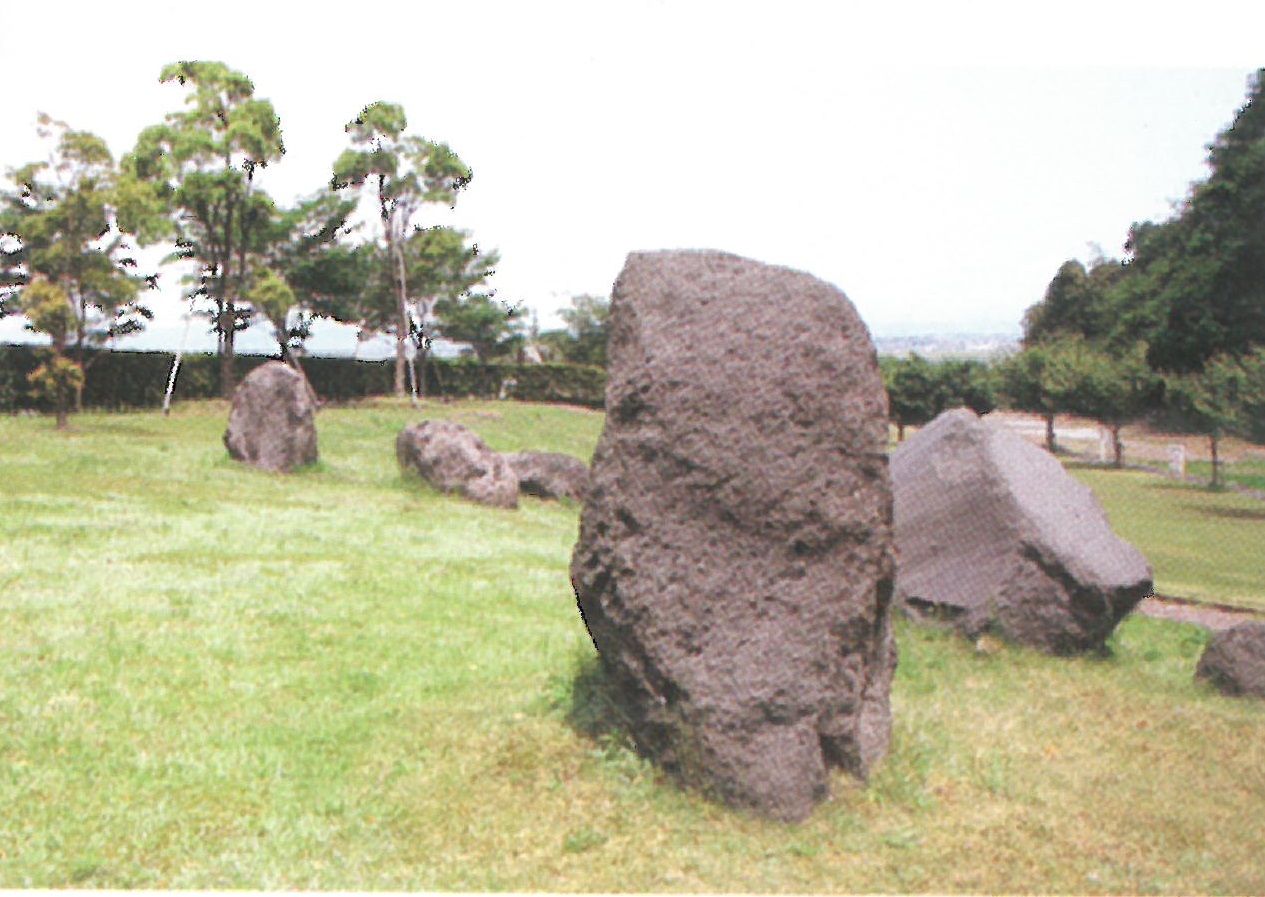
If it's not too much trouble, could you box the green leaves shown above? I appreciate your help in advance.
[22,279,77,348]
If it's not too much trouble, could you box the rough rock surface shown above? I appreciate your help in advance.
[223,362,318,473]
[891,408,1152,653]
[504,451,590,501]
[396,420,518,509]
[570,250,897,823]
[1195,621,1265,698]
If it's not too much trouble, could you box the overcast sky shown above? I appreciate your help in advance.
[1,1,1263,354]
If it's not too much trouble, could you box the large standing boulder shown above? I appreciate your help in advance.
[891,408,1152,654]
[223,361,318,473]
[397,420,518,509]
[1196,621,1265,698]
[504,451,590,502]
[570,250,897,823]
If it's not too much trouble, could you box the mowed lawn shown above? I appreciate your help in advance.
[1070,465,1265,611]
[0,399,1262,892]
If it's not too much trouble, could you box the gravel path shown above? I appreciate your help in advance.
[1136,596,1265,631]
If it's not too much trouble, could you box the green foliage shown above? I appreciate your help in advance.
[20,278,76,348]
[1022,257,1126,346]
[331,101,486,396]
[1,114,152,352]
[0,345,606,409]
[880,354,995,438]
[26,354,84,420]
[537,294,610,368]
[1108,70,1265,372]
[433,292,523,362]
[1162,350,1265,484]
[125,61,286,395]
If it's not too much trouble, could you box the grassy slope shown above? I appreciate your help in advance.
[0,400,1262,892]
[1070,465,1265,610]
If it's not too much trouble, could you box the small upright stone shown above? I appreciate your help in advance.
[1196,622,1265,699]
[223,362,318,473]
[397,420,518,509]
[571,250,897,823]
[504,451,590,502]
[891,408,1152,653]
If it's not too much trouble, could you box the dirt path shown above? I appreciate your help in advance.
[1136,595,1265,631]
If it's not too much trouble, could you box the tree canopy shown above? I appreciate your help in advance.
[124,61,286,396]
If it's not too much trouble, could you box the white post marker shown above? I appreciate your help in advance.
[1098,427,1111,463]
[1168,444,1186,478]
[162,307,196,417]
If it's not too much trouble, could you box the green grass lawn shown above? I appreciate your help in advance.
[1187,456,1265,492]
[0,400,1263,892]
[1069,464,1265,610]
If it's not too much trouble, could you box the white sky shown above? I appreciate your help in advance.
[1,1,1263,354]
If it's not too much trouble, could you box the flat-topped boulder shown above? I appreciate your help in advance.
[504,450,589,502]
[1196,621,1265,698]
[571,250,897,823]
[397,420,518,509]
[223,361,318,473]
[891,408,1153,654]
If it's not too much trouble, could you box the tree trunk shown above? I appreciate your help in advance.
[1045,413,1057,454]
[1210,432,1222,488]
[1112,423,1123,468]
[55,407,69,430]
[897,421,906,442]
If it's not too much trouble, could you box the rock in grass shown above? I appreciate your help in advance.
[891,408,1152,654]
[504,451,590,502]
[571,250,897,823]
[223,361,318,473]
[1196,621,1265,698]
[396,420,518,509]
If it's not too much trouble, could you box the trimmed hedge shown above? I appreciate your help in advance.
[0,345,606,411]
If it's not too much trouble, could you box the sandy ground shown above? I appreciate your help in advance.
[983,410,1265,466]
[1136,596,1264,631]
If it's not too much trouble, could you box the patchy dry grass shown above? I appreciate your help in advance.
[0,399,1262,892]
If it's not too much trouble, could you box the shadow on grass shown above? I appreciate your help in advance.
[563,651,636,744]
[1179,503,1265,522]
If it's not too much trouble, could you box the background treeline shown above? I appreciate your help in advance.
[878,68,1265,485]
[0,345,606,411]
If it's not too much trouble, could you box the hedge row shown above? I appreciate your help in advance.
[0,345,607,411]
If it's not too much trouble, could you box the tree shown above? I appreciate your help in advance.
[332,101,475,399]
[1056,342,1158,468]
[124,61,285,397]
[20,278,83,429]
[1164,353,1252,487]
[1,114,153,406]
[996,341,1083,453]
[536,294,611,367]
[1022,256,1127,347]
[433,292,523,362]
[880,354,996,440]
[1110,70,1265,372]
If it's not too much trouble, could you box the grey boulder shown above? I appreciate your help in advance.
[571,250,897,823]
[223,361,318,473]
[1196,621,1265,698]
[396,420,518,509]
[504,451,590,501]
[891,408,1152,654]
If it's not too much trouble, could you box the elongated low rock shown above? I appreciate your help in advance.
[504,450,589,501]
[891,408,1153,653]
[397,420,518,509]
[223,362,318,473]
[571,250,897,823]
